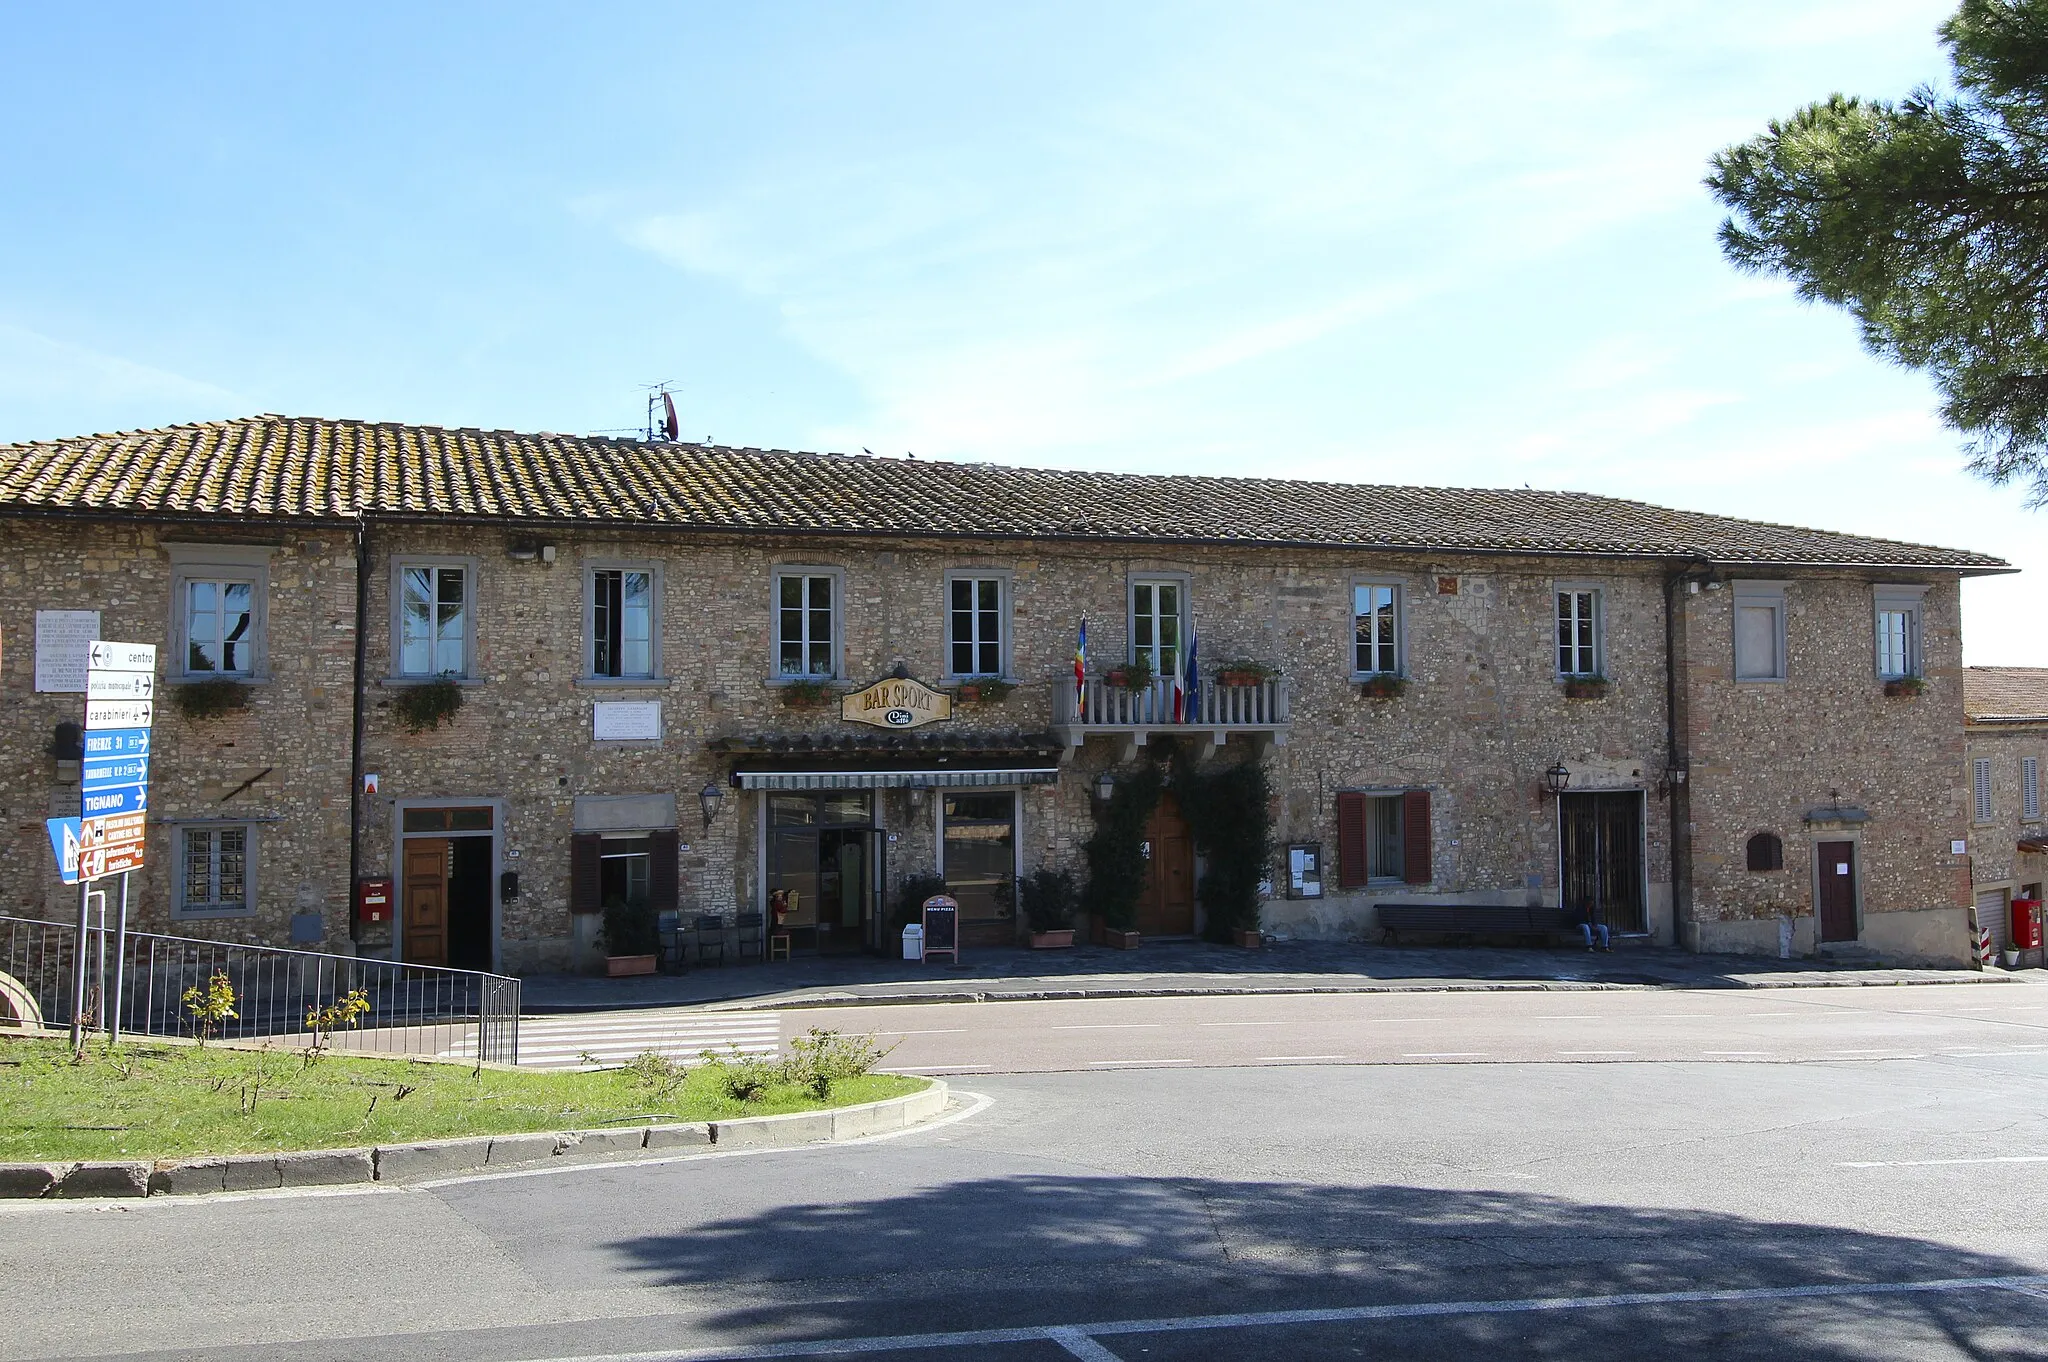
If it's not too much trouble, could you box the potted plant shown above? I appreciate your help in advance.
[1234,926,1264,949]
[1104,655,1155,693]
[2004,945,2023,969]
[1562,675,1609,700]
[1884,676,1927,698]
[780,678,835,709]
[1358,674,1407,699]
[1020,868,1079,948]
[602,894,660,976]
[1215,659,1275,688]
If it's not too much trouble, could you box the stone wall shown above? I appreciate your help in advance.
[1680,575,1973,964]
[0,514,1978,970]
[1962,722,2048,958]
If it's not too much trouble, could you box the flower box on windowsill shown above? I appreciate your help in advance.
[1883,677,1927,698]
[1358,674,1408,700]
[1562,677,1609,700]
[955,679,1015,704]
[779,680,836,709]
[1215,660,1277,688]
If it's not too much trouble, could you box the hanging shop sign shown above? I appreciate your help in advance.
[841,675,952,730]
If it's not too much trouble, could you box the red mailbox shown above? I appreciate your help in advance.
[2012,898,2043,952]
[356,878,393,924]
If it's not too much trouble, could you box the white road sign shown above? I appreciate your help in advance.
[88,641,157,672]
[85,670,154,700]
[85,699,154,730]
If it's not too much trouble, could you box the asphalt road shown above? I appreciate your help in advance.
[5,982,2048,1362]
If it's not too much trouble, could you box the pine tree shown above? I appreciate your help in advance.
[1708,0,2048,499]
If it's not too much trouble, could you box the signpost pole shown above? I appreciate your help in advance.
[108,872,130,1044]
[69,878,91,1054]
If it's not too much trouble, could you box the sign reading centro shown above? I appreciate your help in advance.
[841,676,953,729]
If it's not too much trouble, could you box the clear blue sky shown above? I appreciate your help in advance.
[5,2,2040,660]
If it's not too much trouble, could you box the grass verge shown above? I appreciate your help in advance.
[0,1035,921,1162]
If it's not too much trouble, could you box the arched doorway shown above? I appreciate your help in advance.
[1137,792,1196,937]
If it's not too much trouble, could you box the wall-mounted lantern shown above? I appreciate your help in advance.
[1542,760,1571,797]
[1093,770,1116,809]
[698,780,725,830]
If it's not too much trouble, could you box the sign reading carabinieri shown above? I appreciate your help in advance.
[842,676,952,729]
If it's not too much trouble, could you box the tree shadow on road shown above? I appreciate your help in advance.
[604,1175,2043,1358]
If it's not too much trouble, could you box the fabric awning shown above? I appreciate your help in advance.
[734,768,1060,791]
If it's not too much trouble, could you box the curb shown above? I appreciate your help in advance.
[0,1080,948,1201]
[689,973,2019,1012]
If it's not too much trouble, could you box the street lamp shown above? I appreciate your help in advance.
[1093,770,1116,808]
[698,780,726,830]
[1542,761,1571,797]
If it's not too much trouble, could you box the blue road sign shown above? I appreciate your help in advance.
[82,755,149,791]
[82,727,151,760]
[45,817,82,886]
[79,783,148,818]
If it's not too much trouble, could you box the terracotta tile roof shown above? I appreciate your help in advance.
[1965,667,2048,723]
[0,414,2010,571]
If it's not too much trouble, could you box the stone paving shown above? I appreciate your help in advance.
[518,937,2021,1013]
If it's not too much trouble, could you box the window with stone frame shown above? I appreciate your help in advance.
[588,565,658,680]
[774,568,841,679]
[393,558,476,679]
[1555,587,1601,677]
[168,543,272,682]
[1352,582,1401,676]
[1874,585,1928,680]
[176,824,254,918]
[1974,758,1995,823]
[1732,581,1787,682]
[946,573,1007,678]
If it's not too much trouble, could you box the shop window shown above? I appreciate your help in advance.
[942,791,1017,921]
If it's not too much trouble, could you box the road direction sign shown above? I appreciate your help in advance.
[85,670,154,700]
[45,817,82,885]
[80,783,148,818]
[78,842,145,880]
[82,754,149,791]
[80,811,146,849]
[82,727,150,759]
[85,699,153,730]
[88,641,156,672]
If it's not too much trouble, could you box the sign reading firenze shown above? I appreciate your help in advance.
[841,676,954,730]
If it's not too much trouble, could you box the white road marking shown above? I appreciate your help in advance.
[879,1029,968,1036]
[1053,1023,1165,1031]
[1838,1154,2048,1169]
[1253,1054,1347,1063]
[452,1013,783,1071]
[1047,1326,1126,1361]
[518,1272,2048,1361]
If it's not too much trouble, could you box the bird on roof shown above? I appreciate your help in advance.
[863,447,874,456]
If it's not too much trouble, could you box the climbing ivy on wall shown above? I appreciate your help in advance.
[1172,756,1275,942]
[1081,764,1163,930]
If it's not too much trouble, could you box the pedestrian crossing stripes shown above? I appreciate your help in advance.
[444,1009,783,1070]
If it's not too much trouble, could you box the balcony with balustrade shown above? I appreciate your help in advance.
[1053,676,1291,761]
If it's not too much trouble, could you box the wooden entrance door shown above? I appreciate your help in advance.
[1138,793,1196,936]
[403,838,450,966]
[1816,840,1859,943]
[1559,792,1646,933]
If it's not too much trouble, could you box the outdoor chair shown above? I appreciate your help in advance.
[693,913,727,967]
[656,911,687,973]
[735,910,764,962]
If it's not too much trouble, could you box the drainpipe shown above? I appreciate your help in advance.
[347,515,371,951]
[1664,567,1695,949]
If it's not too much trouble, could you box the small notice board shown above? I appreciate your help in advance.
[920,894,958,964]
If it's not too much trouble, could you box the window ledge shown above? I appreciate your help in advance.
[1733,676,1787,685]
[593,739,665,749]
[379,676,484,688]
[575,676,674,690]
[764,677,845,688]
[171,908,255,921]
[943,676,1022,685]
[169,674,270,687]
[1350,672,1405,682]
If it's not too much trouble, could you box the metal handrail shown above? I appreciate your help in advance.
[0,914,519,1064]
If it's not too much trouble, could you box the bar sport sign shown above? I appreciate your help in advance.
[841,675,953,730]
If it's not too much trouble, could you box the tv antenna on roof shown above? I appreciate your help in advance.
[643,382,681,443]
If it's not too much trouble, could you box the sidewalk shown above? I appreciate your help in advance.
[517,938,2025,1014]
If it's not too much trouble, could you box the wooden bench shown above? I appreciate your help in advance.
[1378,904,1582,946]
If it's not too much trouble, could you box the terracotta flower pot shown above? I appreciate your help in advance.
[956,684,982,702]
[1103,928,1141,950]
[1233,928,1263,949]
[606,953,658,977]
[1030,929,1075,949]
[1218,671,1261,688]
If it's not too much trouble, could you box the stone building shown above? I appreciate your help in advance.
[1963,667,2048,966]
[0,416,2009,970]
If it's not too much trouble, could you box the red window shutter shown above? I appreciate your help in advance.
[1335,792,1368,889]
[648,828,680,914]
[1403,790,1433,885]
[570,833,602,914]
